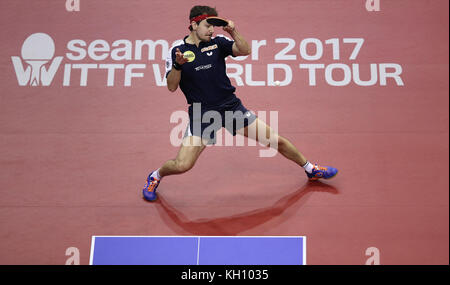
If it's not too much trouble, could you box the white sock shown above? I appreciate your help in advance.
[151,168,161,180]
[302,161,314,173]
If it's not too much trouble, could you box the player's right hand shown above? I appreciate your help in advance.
[175,48,189,65]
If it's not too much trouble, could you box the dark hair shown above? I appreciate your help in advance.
[189,5,218,31]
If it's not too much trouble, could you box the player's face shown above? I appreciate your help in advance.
[195,20,214,42]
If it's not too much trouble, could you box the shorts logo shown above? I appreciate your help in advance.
[183,50,196,62]
[201,44,218,53]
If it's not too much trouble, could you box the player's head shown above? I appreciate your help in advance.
[189,5,218,42]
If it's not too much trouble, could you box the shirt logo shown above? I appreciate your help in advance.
[195,64,212,71]
[201,44,218,53]
[183,50,196,62]
[206,52,213,56]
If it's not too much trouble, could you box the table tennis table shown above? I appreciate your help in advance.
[89,236,306,265]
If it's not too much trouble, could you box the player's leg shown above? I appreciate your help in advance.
[142,135,208,201]
[236,117,308,167]
[159,135,208,177]
[236,117,338,180]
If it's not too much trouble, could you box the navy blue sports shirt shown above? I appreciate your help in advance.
[165,35,239,109]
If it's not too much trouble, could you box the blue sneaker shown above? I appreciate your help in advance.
[306,164,338,180]
[142,172,160,201]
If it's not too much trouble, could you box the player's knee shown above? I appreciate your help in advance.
[265,134,282,149]
[175,160,194,173]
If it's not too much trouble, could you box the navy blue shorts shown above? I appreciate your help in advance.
[184,98,257,145]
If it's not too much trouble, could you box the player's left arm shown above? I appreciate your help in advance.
[223,20,251,57]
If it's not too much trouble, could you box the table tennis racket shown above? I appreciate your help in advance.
[206,17,229,27]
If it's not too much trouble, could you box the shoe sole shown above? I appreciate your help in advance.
[309,171,338,181]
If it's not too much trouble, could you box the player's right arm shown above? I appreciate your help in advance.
[167,48,188,92]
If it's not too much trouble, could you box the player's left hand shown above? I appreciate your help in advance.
[223,20,235,34]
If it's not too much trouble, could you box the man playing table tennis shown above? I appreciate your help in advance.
[142,5,338,201]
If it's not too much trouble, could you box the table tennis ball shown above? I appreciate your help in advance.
[274,81,280,86]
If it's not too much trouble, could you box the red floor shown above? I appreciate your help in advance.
[0,0,448,265]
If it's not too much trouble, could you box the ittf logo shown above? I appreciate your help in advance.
[11,33,63,86]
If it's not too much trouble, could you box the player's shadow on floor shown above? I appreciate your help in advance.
[151,180,339,235]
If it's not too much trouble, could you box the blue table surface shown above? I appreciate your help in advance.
[90,236,306,265]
